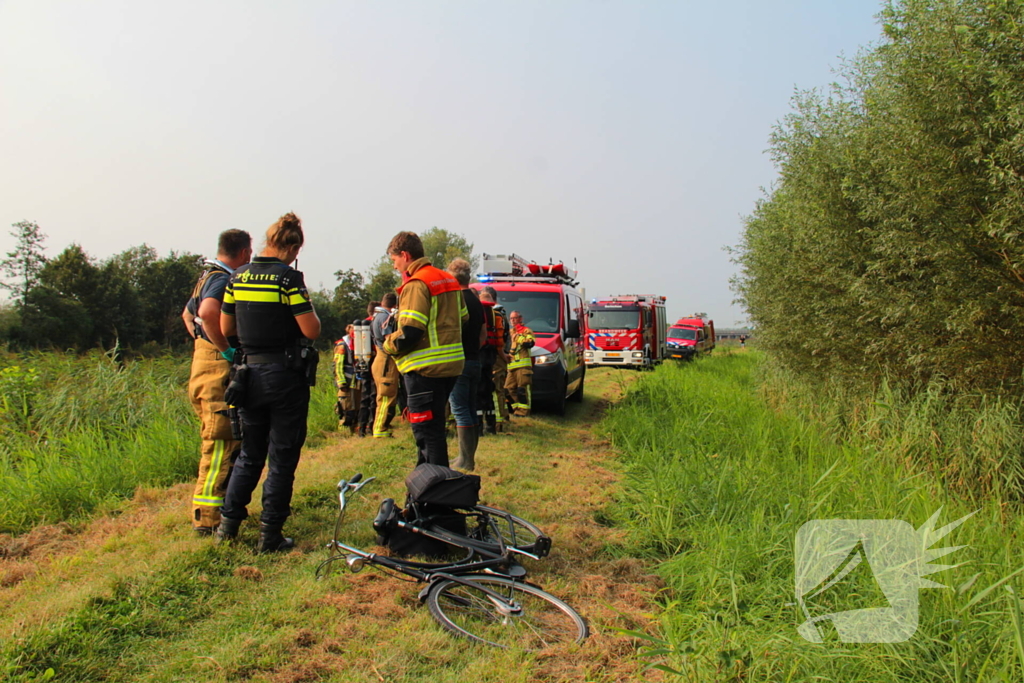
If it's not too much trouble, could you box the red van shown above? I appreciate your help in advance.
[471,254,586,415]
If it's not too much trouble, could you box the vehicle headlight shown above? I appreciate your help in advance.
[533,351,560,365]
[584,351,593,358]
[631,351,643,358]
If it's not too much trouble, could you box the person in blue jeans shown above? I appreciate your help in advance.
[446,258,486,471]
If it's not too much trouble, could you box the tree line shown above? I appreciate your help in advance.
[0,222,474,352]
[734,0,1024,396]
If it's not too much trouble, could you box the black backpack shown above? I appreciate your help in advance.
[372,465,482,558]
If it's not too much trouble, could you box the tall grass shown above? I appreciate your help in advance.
[0,349,338,534]
[605,352,1024,681]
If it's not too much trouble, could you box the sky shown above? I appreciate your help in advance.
[0,0,884,327]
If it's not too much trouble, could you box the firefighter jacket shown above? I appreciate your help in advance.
[508,323,535,371]
[332,338,349,390]
[383,257,468,377]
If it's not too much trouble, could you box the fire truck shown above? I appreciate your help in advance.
[470,253,586,415]
[583,295,668,369]
[666,316,716,360]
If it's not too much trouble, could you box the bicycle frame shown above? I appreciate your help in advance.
[318,474,535,608]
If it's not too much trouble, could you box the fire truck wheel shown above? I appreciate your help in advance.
[569,370,584,403]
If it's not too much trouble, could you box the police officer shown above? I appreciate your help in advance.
[215,213,321,552]
[182,229,252,535]
[382,231,467,467]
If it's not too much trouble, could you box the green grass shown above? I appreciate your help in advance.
[0,349,338,534]
[605,351,1024,681]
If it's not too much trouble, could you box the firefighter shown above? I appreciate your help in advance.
[215,212,321,553]
[337,324,361,434]
[478,286,510,433]
[337,331,354,432]
[382,231,467,467]
[181,229,252,535]
[505,310,535,417]
[371,292,399,438]
[446,258,486,471]
[356,303,378,437]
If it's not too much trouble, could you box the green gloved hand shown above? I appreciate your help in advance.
[221,347,237,363]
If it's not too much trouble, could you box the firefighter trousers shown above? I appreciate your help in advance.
[492,356,509,424]
[505,366,533,417]
[188,338,240,529]
[372,350,399,437]
[403,371,457,467]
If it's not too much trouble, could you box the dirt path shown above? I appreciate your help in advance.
[1,368,664,682]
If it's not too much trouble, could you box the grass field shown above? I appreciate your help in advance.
[0,366,659,682]
[0,349,338,534]
[4,349,1022,681]
[605,351,1024,681]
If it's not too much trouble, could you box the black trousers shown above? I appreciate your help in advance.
[221,363,309,528]
[402,371,458,467]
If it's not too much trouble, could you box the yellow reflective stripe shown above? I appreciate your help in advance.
[399,310,429,325]
[223,289,235,304]
[396,344,464,372]
[508,358,532,370]
[428,297,439,348]
[193,495,225,506]
[287,293,308,305]
[373,394,393,436]
[232,291,285,303]
[201,440,226,499]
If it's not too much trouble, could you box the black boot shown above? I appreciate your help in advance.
[485,414,497,435]
[257,524,295,553]
[214,517,241,543]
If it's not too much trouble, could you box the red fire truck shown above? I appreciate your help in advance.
[471,253,586,415]
[583,295,668,369]
[666,316,716,360]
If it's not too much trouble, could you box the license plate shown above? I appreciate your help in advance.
[606,353,620,357]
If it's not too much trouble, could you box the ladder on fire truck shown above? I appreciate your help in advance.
[603,294,667,305]
[478,253,579,286]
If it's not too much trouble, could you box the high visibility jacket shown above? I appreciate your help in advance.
[383,258,467,377]
[332,339,348,390]
[508,324,535,371]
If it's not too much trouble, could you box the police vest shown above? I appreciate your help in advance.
[225,259,304,353]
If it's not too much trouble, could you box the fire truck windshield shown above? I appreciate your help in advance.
[588,308,640,330]
[668,327,698,341]
[496,291,561,333]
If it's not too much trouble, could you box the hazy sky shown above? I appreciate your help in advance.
[0,1,883,326]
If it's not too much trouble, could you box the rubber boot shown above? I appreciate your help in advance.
[214,516,241,543]
[485,414,497,435]
[257,524,295,553]
[452,427,477,472]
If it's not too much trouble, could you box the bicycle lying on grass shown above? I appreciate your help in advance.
[315,472,588,650]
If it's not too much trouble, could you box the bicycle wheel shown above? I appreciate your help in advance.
[471,505,550,557]
[426,575,587,650]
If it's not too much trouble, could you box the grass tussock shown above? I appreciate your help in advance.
[605,351,1024,681]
